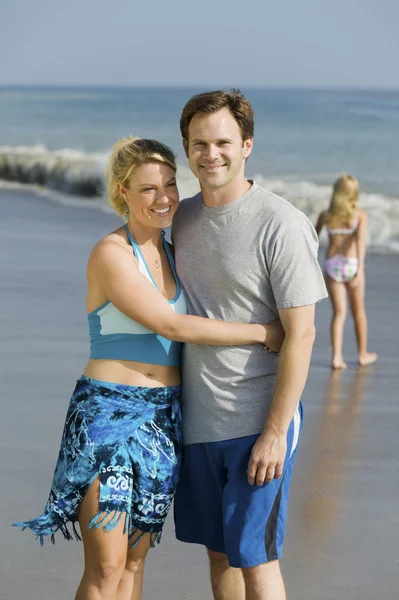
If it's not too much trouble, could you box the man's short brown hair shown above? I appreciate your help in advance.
[180,89,254,142]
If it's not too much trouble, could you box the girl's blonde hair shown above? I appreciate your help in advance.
[106,137,176,219]
[326,174,360,228]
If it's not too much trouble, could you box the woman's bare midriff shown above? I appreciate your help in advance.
[83,359,181,388]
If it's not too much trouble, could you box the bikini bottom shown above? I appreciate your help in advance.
[324,254,358,283]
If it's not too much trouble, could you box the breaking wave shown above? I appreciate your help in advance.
[1,145,398,253]
[0,144,107,196]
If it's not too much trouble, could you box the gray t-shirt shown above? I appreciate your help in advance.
[172,181,328,444]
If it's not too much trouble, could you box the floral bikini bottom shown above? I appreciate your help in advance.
[324,254,358,283]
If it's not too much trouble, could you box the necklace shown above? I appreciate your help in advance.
[126,225,163,269]
[138,243,162,269]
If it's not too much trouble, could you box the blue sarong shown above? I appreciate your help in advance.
[14,376,182,547]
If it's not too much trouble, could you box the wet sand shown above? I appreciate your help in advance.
[1,189,398,599]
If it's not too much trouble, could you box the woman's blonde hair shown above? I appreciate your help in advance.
[326,174,360,228]
[106,137,176,219]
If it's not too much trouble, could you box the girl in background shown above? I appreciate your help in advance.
[315,174,377,370]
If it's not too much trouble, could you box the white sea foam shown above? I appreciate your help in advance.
[1,145,398,253]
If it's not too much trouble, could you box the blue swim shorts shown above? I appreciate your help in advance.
[174,402,303,568]
[14,376,182,547]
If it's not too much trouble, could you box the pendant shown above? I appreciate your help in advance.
[155,259,160,268]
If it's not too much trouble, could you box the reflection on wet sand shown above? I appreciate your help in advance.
[300,368,371,554]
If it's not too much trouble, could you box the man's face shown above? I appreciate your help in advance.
[184,108,253,191]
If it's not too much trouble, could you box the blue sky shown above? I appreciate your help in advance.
[1,0,398,87]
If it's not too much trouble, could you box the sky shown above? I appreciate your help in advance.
[1,0,398,88]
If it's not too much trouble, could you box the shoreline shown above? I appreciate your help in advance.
[1,184,398,255]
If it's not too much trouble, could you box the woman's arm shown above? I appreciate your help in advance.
[88,240,284,350]
[314,212,325,236]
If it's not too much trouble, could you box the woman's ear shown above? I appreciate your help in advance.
[117,183,127,201]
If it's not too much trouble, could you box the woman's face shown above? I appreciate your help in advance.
[121,162,179,229]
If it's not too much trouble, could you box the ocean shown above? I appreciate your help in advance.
[1,86,399,251]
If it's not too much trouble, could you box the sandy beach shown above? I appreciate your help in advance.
[1,188,398,600]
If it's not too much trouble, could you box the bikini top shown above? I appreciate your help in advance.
[325,212,359,235]
[88,225,187,366]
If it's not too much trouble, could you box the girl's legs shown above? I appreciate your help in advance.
[347,270,378,366]
[117,533,152,600]
[75,478,128,600]
[326,276,348,369]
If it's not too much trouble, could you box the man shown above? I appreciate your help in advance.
[172,89,328,600]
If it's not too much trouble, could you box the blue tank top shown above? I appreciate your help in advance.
[88,225,187,366]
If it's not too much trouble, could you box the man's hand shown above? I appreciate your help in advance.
[247,430,287,486]
[264,320,285,353]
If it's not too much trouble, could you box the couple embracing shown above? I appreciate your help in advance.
[15,89,327,600]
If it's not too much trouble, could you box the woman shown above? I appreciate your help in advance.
[14,137,284,600]
[315,174,377,370]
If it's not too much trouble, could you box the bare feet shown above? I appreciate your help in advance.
[331,358,347,370]
[359,352,378,366]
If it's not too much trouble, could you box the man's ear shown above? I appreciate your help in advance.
[243,137,253,159]
[182,138,189,159]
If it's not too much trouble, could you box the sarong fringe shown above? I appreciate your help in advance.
[128,526,162,549]
[72,521,82,541]
[88,509,130,533]
[12,517,80,546]
[14,511,162,548]
[13,511,163,547]
[124,512,130,535]
[87,510,162,547]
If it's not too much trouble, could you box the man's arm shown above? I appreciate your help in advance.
[247,304,316,486]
